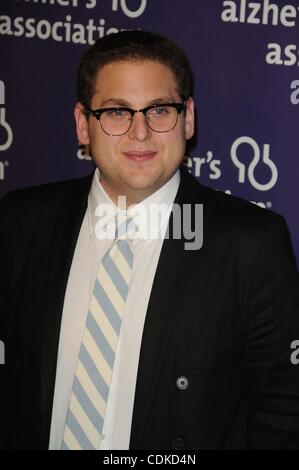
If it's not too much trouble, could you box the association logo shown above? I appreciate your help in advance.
[290,80,299,105]
[112,0,147,18]
[231,136,278,191]
[0,80,13,152]
[185,134,279,208]
[77,143,92,161]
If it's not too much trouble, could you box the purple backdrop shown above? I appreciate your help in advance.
[1,0,298,266]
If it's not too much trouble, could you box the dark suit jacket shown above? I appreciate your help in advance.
[0,168,298,450]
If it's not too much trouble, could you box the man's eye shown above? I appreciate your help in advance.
[106,109,128,117]
[150,107,168,116]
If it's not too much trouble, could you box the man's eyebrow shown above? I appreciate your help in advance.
[99,96,178,108]
[100,98,131,107]
[146,97,178,106]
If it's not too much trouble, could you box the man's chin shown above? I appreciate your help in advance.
[118,180,163,205]
[126,175,165,194]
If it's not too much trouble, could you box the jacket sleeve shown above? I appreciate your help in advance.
[245,214,299,448]
[0,192,22,449]
[0,194,9,448]
[0,193,11,350]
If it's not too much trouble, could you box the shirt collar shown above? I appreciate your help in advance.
[88,167,180,241]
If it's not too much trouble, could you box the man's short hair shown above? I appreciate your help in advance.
[77,30,193,107]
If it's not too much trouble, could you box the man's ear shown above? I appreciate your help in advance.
[184,97,195,140]
[74,102,90,145]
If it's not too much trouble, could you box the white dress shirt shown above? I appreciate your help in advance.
[49,168,180,450]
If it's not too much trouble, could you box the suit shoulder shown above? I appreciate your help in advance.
[206,184,285,235]
[183,169,287,238]
[0,174,92,213]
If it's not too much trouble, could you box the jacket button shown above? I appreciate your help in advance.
[176,376,189,390]
[172,437,184,450]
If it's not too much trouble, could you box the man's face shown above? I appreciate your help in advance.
[75,60,195,205]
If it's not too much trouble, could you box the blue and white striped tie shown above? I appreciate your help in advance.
[61,218,135,450]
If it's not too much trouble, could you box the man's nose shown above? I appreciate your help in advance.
[128,111,151,141]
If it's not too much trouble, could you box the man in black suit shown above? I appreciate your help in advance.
[0,30,299,450]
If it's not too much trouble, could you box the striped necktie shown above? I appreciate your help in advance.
[61,218,135,450]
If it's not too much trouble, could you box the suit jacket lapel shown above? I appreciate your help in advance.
[130,167,201,449]
[41,173,93,448]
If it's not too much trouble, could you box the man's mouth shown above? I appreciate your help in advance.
[123,151,157,162]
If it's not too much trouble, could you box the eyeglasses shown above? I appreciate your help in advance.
[84,102,186,136]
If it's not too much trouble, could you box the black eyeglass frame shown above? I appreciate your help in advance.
[84,102,186,136]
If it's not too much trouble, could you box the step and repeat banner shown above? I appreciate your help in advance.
[0,0,298,265]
